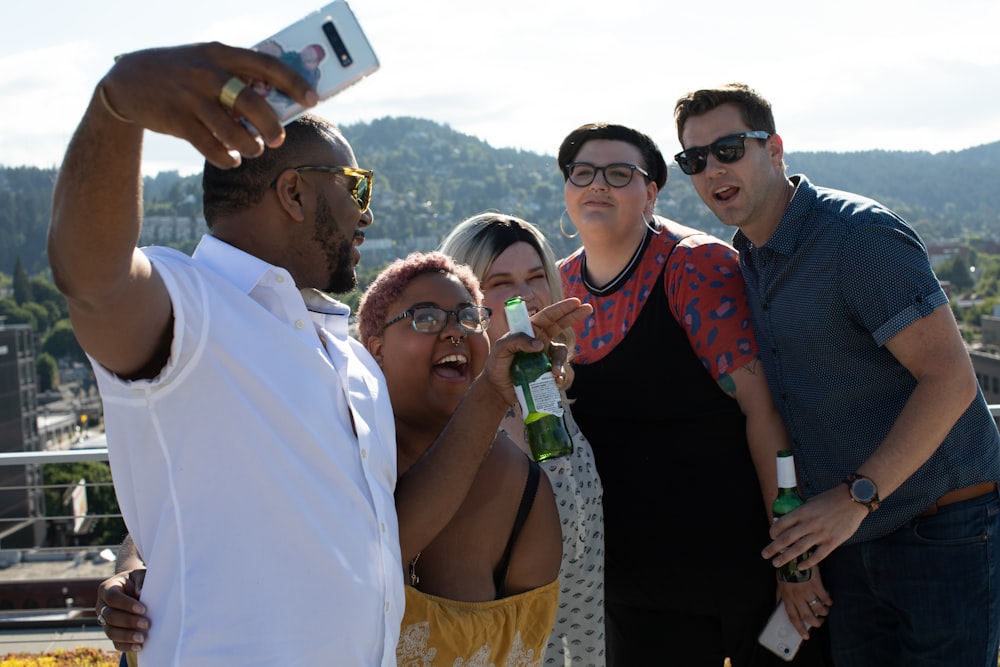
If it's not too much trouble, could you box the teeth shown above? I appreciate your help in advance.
[436,354,468,365]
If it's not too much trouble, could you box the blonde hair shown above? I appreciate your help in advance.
[440,212,575,388]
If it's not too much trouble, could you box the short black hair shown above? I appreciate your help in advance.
[201,114,341,227]
[557,123,668,190]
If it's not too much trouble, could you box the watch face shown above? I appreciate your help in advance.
[852,478,877,503]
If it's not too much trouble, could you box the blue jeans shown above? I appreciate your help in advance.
[822,490,1000,666]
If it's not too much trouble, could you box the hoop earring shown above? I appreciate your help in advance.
[559,209,579,239]
[642,211,660,235]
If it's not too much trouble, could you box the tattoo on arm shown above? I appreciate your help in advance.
[718,357,761,398]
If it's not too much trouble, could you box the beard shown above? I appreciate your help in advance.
[313,191,359,294]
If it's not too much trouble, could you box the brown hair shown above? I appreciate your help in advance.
[673,82,777,143]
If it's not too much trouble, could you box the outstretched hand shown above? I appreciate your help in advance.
[480,297,591,404]
[99,42,318,168]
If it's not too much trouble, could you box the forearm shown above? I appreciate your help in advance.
[732,359,788,517]
[394,377,510,561]
[49,81,146,305]
[856,366,978,499]
[855,306,980,499]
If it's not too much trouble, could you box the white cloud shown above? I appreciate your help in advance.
[2,0,999,174]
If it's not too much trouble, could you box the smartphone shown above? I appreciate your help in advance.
[758,600,808,662]
[249,0,380,124]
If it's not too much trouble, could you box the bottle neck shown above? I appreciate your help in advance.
[504,298,534,337]
[776,453,797,490]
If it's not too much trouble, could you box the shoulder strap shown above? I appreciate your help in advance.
[493,459,541,598]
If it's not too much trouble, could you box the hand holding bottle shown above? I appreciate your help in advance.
[504,297,573,461]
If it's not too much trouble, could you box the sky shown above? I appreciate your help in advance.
[2,0,999,176]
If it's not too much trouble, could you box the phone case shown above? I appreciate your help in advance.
[250,0,380,124]
[758,600,807,662]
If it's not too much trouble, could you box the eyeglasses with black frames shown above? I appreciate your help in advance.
[384,303,492,334]
[673,131,771,176]
[565,162,650,188]
[272,165,374,213]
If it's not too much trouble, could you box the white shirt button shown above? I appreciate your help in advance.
[295,319,305,329]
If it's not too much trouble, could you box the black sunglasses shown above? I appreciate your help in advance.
[271,165,374,213]
[674,131,771,175]
[384,304,492,334]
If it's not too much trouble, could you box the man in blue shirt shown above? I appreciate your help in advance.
[673,82,1000,666]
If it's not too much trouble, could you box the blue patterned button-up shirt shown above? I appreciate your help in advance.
[733,175,1000,543]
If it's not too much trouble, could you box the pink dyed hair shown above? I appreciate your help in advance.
[356,251,483,346]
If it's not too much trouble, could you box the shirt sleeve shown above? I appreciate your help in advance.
[838,216,947,347]
[665,236,758,382]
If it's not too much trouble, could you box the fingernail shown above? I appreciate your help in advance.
[132,634,145,644]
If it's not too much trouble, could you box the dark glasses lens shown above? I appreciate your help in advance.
[566,162,650,188]
[674,131,770,175]
[353,173,372,212]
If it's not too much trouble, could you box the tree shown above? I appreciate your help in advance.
[935,254,974,292]
[36,352,59,392]
[42,461,126,548]
[41,319,87,363]
[12,255,32,304]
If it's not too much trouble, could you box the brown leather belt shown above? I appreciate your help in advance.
[920,481,997,516]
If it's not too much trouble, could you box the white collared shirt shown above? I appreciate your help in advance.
[93,234,402,667]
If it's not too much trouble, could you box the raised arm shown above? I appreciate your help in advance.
[394,298,591,562]
[48,43,316,378]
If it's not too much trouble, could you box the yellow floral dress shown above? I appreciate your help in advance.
[396,578,559,667]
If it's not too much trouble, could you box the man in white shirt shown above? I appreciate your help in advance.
[48,42,587,667]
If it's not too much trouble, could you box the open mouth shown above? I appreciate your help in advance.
[714,185,738,202]
[433,353,469,379]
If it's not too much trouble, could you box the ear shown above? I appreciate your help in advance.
[366,335,385,366]
[768,134,785,169]
[272,168,308,223]
[645,181,659,216]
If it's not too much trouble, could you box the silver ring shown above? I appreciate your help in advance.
[97,613,107,626]
[808,597,821,606]
[219,76,248,112]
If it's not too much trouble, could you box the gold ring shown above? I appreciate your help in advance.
[219,76,247,112]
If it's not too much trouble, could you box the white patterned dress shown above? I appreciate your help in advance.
[501,397,606,667]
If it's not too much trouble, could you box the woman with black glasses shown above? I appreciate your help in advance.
[358,251,562,665]
[555,123,831,666]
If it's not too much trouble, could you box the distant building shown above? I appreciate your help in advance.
[973,312,1000,405]
[974,348,1000,405]
[0,322,44,548]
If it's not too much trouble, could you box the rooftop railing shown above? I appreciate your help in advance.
[0,405,998,655]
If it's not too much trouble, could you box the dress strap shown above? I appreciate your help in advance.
[494,459,541,598]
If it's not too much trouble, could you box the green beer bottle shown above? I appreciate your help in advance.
[504,297,572,462]
[772,450,812,583]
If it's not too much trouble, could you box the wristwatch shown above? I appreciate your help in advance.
[845,473,880,512]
